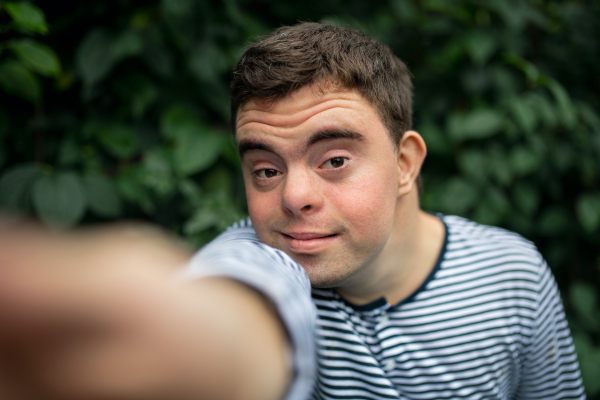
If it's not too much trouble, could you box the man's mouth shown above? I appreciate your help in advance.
[279,232,339,253]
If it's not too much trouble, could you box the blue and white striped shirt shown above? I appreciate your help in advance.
[184,215,585,400]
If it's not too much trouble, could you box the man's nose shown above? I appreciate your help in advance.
[281,168,323,216]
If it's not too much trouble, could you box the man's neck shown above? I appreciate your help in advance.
[334,194,446,306]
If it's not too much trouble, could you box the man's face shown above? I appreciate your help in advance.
[236,84,401,288]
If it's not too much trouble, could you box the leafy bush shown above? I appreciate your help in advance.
[0,0,598,396]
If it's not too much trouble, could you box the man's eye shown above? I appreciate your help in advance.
[323,157,347,169]
[255,169,280,178]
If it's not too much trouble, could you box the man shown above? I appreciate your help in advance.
[0,22,585,400]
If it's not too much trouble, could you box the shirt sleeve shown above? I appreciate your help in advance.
[516,258,586,399]
[179,221,316,400]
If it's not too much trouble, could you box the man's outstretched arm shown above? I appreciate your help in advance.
[0,223,302,400]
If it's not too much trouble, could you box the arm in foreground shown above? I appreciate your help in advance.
[0,223,293,400]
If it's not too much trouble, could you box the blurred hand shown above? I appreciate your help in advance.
[0,222,290,400]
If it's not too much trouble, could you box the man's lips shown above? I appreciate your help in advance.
[279,232,339,253]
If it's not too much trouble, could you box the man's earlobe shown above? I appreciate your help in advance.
[397,130,427,197]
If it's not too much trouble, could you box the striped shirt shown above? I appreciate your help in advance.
[184,215,585,400]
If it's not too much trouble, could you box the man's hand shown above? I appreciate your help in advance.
[0,222,291,400]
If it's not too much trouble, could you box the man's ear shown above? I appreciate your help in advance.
[397,130,427,197]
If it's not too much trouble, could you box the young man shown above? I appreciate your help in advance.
[0,22,585,400]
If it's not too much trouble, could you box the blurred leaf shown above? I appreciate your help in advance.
[0,163,40,212]
[174,128,222,176]
[512,182,539,216]
[419,121,450,155]
[572,333,600,396]
[161,0,195,16]
[576,193,600,233]
[204,166,233,197]
[528,92,557,128]
[4,2,48,34]
[115,166,154,213]
[160,105,199,139]
[188,41,230,83]
[473,198,501,226]
[438,177,479,214]
[391,0,417,23]
[97,125,140,159]
[0,60,41,103]
[82,172,122,217]
[111,30,143,60]
[221,135,241,168]
[487,146,513,186]
[547,80,577,129]
[509,96,537,133]
[508,146,539,176]
[76,29,115,89]
[142,148,175,197]
[570,282,600,330]
[184,207,221,235]
[458,149,487,183]
[142,36,174,77]
[58,139,80,166]
[116,75,158,118]
[465,31,497,65]
[448,109,504,141]
[538,206,570,236]
[32,172,86,226]
[8,39,61,76]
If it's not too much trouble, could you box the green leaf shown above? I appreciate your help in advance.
[570,282,599,330]
[32,172,86,226]
[162,107,223,175]
[142,148,175,197]
[458,149,487,183]
[184,207,221,235]
[576,193,600,233]
[464,31,497,66]
[528,92,557,128]
[160,105,200,139]
[538,206,570,236]
[0,163,40,212]
[438,177,479,214]
[8,39,61,77]
[509,96,537,133]
[4,2,48,34]
[174,129,222,176]
[111,30,143,60]
[512,182,539,216]
[97,125,140,159]
[0,60,41,103]
[487,146,513,186]
[188,41,229,83]
[448,109,504,141]
[76,29,115,89]
[82,173,122,217]
[115,167,154,213]
[418,121,450,155]
[162,0,195,16]
[508,146,540,176]
[547,80,576,129]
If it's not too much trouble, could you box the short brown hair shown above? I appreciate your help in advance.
[230,22,413,145]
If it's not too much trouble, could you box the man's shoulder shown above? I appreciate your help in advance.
[442,214,539,252]
[439,214,544,274]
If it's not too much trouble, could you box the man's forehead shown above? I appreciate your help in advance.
[235,85,368,134]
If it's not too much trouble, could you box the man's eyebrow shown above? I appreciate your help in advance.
[237,128,364,159]
[306,128,365,149]
[237,139,277,159]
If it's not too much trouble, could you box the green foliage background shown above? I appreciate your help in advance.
[0,0,599,396]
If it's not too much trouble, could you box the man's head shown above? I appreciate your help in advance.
[231,23,426,290]
[230,22,413,146]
